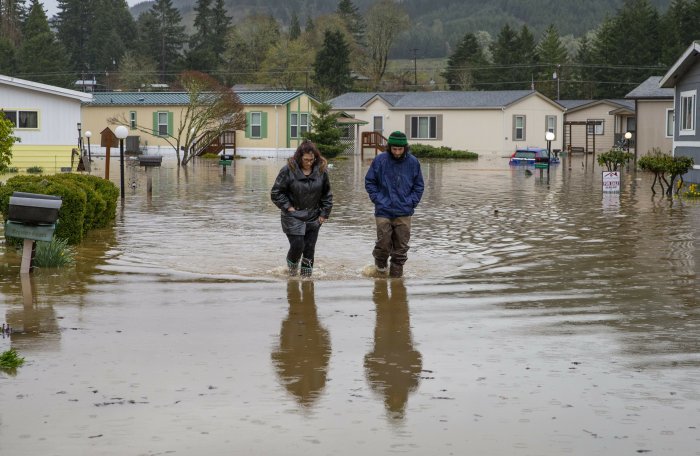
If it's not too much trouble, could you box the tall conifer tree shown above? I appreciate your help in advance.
[137,0,186,83]
[313,29,352,97]
[17,0,72,87]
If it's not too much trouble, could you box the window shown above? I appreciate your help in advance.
[130,111,137,129]
[157,112,168,136]
[587,119,604,135]
[546,115,556,138]
[410,116,437,139]
[513,115,526,141]
[626,117,636,132]
[666,109,674,137]
[679,90,696,135]
[1,109,38,129]
[290,112,309,138]
[373,115,383,133]
[250,112,262,138]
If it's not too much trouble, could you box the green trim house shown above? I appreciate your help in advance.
[82,90,318,157]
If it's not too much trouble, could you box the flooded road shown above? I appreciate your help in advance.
[1,154,699,455]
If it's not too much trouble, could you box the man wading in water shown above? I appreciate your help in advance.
[365,131,424,278]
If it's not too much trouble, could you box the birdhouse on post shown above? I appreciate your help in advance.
[101,127,119,180]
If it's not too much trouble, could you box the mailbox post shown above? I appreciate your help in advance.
[4,192,63,274]
[138,155,163,195]
[219,153,234,174]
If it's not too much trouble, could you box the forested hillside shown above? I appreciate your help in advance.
[131,0,673,57]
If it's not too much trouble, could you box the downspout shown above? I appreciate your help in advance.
[275,105,279,155]
[502,107,506,155]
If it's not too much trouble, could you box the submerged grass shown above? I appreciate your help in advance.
[33,237,75,268]
[0,348,25,375]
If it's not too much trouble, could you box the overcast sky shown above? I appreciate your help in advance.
[41,0,144,18]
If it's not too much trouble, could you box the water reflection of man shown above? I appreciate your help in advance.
[271,281,331,408]
[364,279,422,421]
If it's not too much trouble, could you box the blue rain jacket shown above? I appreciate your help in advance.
[365,150,424,218]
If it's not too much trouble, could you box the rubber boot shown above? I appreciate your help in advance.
[287,258,299,276]
[375,258,389,274]
[389,262,403,278]
[300,258,313,277]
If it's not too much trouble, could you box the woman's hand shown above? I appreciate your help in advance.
[319,216,326,225]
[287,207,296,212]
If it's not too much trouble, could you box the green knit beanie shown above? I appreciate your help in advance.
[387,131,408,147]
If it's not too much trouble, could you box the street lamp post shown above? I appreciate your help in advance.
[115,125,128,199]
[85,130,92,162]
[624,130,633,157]
[77,122,82,151]
[546,131,555,183]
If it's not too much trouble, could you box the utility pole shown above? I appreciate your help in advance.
[411,48,419,88]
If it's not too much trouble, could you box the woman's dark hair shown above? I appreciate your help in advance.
[290,140,327,172]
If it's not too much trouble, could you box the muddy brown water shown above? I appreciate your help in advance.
[1,154,699,455]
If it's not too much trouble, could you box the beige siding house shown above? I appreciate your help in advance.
[329,91,564,156]
[1,74,92,172]
[81,91,317,157]
[625,76,674,156]
[559,99,635,153]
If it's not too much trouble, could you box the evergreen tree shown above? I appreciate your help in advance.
[515,25,538,90]
[488,24,520,89]
[536,25,569,99]
[302,101,345,158]
[289,12,301,40]
[337,0,365,47]
[305,14,314,33]
[0,0,26,46]
[17,0,72,87]
[211,0,231,58]
[660,0,700,65]
[55,0,135,83]
[313,29,352,98]
[442,32,487,90]
[574,34,597,99]
[0,37,17,73]
[137,0,187,83]
[186,0,216,72]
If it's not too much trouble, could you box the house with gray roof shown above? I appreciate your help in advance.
[625,76,674,157]
[82,90,318,158]
[558,99,635,154]
[0,74,92,172]
[329,90,564,156]
[660,41,700,184]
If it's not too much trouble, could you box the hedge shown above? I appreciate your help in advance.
[0,174,119,245]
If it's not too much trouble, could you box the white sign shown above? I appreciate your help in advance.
[602,171,621,192]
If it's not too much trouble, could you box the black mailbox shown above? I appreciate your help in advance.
[221,154,234,161]
[138,155,163,167]
[8,192,62,225]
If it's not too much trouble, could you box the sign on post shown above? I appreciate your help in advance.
[602,171,621,193]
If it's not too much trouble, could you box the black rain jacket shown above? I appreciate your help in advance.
[270,158,333,235]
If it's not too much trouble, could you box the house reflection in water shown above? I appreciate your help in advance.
[271,281,331,408]
[365,279,422,421]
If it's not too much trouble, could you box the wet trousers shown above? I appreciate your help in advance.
[372,216,411,266]
[286,221,321,266]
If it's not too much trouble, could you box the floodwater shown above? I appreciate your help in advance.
[1,153,699,455]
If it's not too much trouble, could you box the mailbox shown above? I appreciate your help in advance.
[220,154,234,161]
[8,192,62,225]
[138,155,163,167]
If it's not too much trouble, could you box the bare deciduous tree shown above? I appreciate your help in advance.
[365,0,409,88]
[109,71,246,166]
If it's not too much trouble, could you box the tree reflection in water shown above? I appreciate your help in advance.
[365,279,422,421]
[271,281,331,408]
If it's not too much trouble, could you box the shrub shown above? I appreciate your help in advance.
[683,183,700,198]
[638,150,694,196]
[0,174,118,245]
[597,149,633,171]
[26,166,43,174]
[409,144,478,159]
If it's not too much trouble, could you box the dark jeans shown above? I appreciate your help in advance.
[286,221,321,266]
[372,216,411,266]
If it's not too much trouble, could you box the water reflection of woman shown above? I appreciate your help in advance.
[364,279,422,421]
[271,281,331,408]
